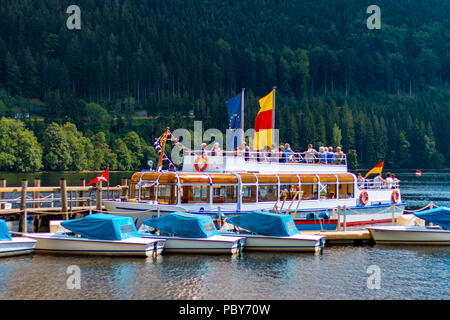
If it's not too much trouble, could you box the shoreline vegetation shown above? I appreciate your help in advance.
[0,1,449,172]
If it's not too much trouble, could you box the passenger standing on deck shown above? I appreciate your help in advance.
[211,142,220,156]
[201,143,208,156]
[357,173,365,188]
[385,172,393,189]
[334,146,345,164]
[327,146,335,164]
[373,173,385,189]
[318,147,326,163]
[305,144,317,163]
[284,143,294,162]
[392,174,400,188]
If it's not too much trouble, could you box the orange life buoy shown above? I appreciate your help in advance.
[391,189,400,203]
[194,155,209,171]
[359,190,369,206]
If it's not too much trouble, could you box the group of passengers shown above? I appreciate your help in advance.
[357,172,400,189]
[198,142,345,164]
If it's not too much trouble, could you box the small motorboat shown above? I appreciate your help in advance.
[0,219,36,257]
[368,207,450,245]
[139,212,246,254]
[222,211,325,253]
[25,213,165,257]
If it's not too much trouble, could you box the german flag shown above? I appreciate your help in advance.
[253,89,274,150]
[364,161,384,178]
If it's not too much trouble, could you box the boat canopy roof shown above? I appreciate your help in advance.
[60,213,140,240]
[0,219,12,241]
[130,171,355,185]
[413,207,450,230]
[142,212,219,238]
[226,211,299,237]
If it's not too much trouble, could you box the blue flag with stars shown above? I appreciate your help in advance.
[226,93,242,130]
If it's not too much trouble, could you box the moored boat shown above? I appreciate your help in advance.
[25,213,165,257]
[105,149,404,229]
[0,219,36,257]
[139,212,246,254]
[221,211,325,253]
[367,206,450,245]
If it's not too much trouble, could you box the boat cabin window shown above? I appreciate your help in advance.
[258,184,278,202]
[141,184,156,201]
[157,184,178,204]
[180,185,209,204]
[242,185,257,203]
[301,184,318,200]
[319,183,337,199]
[338,183,354,199]
[279,184,300,200]
[213,185,237,203]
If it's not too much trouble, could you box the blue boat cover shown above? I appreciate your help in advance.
[60,213,140,240]
[142,212,219,238]
[0,219,12,241]
[226,211,299,236]
[413,207,450,230]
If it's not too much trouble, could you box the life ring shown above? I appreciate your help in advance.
[359,190,369,206]
[194,155,209,171]
[391,189,400,203]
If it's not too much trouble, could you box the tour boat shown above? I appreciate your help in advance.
[221,211,325,253]
[139,212,246,254]
[368,207,450,245]
[25,213,165,257]
[0,219,36,257]
[104,149,405,230]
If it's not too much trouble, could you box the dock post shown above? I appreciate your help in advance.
[19,179,28,233]
[33,178,41,232]
[121,178,128,199]
[79,178,85,207]
[0,178,6,209]
[60,178,69,219]
[343,205,347,231]
[392,204,395,224]
[96,181,103,211]
[336,206,341,231]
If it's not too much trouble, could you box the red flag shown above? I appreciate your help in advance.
[86,167,109,186]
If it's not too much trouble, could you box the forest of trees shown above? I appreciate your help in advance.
[0,0,449,172]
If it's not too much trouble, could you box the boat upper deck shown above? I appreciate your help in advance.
[181,150,347,174]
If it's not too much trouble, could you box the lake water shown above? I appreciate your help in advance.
[0,170,449,300]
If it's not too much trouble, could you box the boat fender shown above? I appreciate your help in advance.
[359,190,369,206]
[194,155,209,171]
[391,189,400,203]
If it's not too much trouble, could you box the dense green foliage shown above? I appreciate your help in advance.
[0,0,449,171]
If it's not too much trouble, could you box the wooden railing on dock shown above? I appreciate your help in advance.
[0,177,129,233]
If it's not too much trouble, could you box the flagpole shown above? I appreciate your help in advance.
[157,127,170,172]
[107,164,110,200]
[241,88,245,145]
[272,86,276,147]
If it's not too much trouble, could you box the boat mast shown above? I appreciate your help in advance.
[272,86,276,147]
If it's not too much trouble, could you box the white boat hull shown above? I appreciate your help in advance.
[367,226,450,245]
[140,234,246,254]
[25,233,166,257]
[223,233,325,252]
[0,238,36,257]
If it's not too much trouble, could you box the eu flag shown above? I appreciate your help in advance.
[226,93,242,130]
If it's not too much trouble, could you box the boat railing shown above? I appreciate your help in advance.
[358,179,400,190]
[184,149,347,166]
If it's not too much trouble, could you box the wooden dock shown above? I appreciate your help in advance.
[302,230,373,245]
[0,177,129,233]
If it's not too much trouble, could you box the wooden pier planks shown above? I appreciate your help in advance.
[302,230,373,245]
